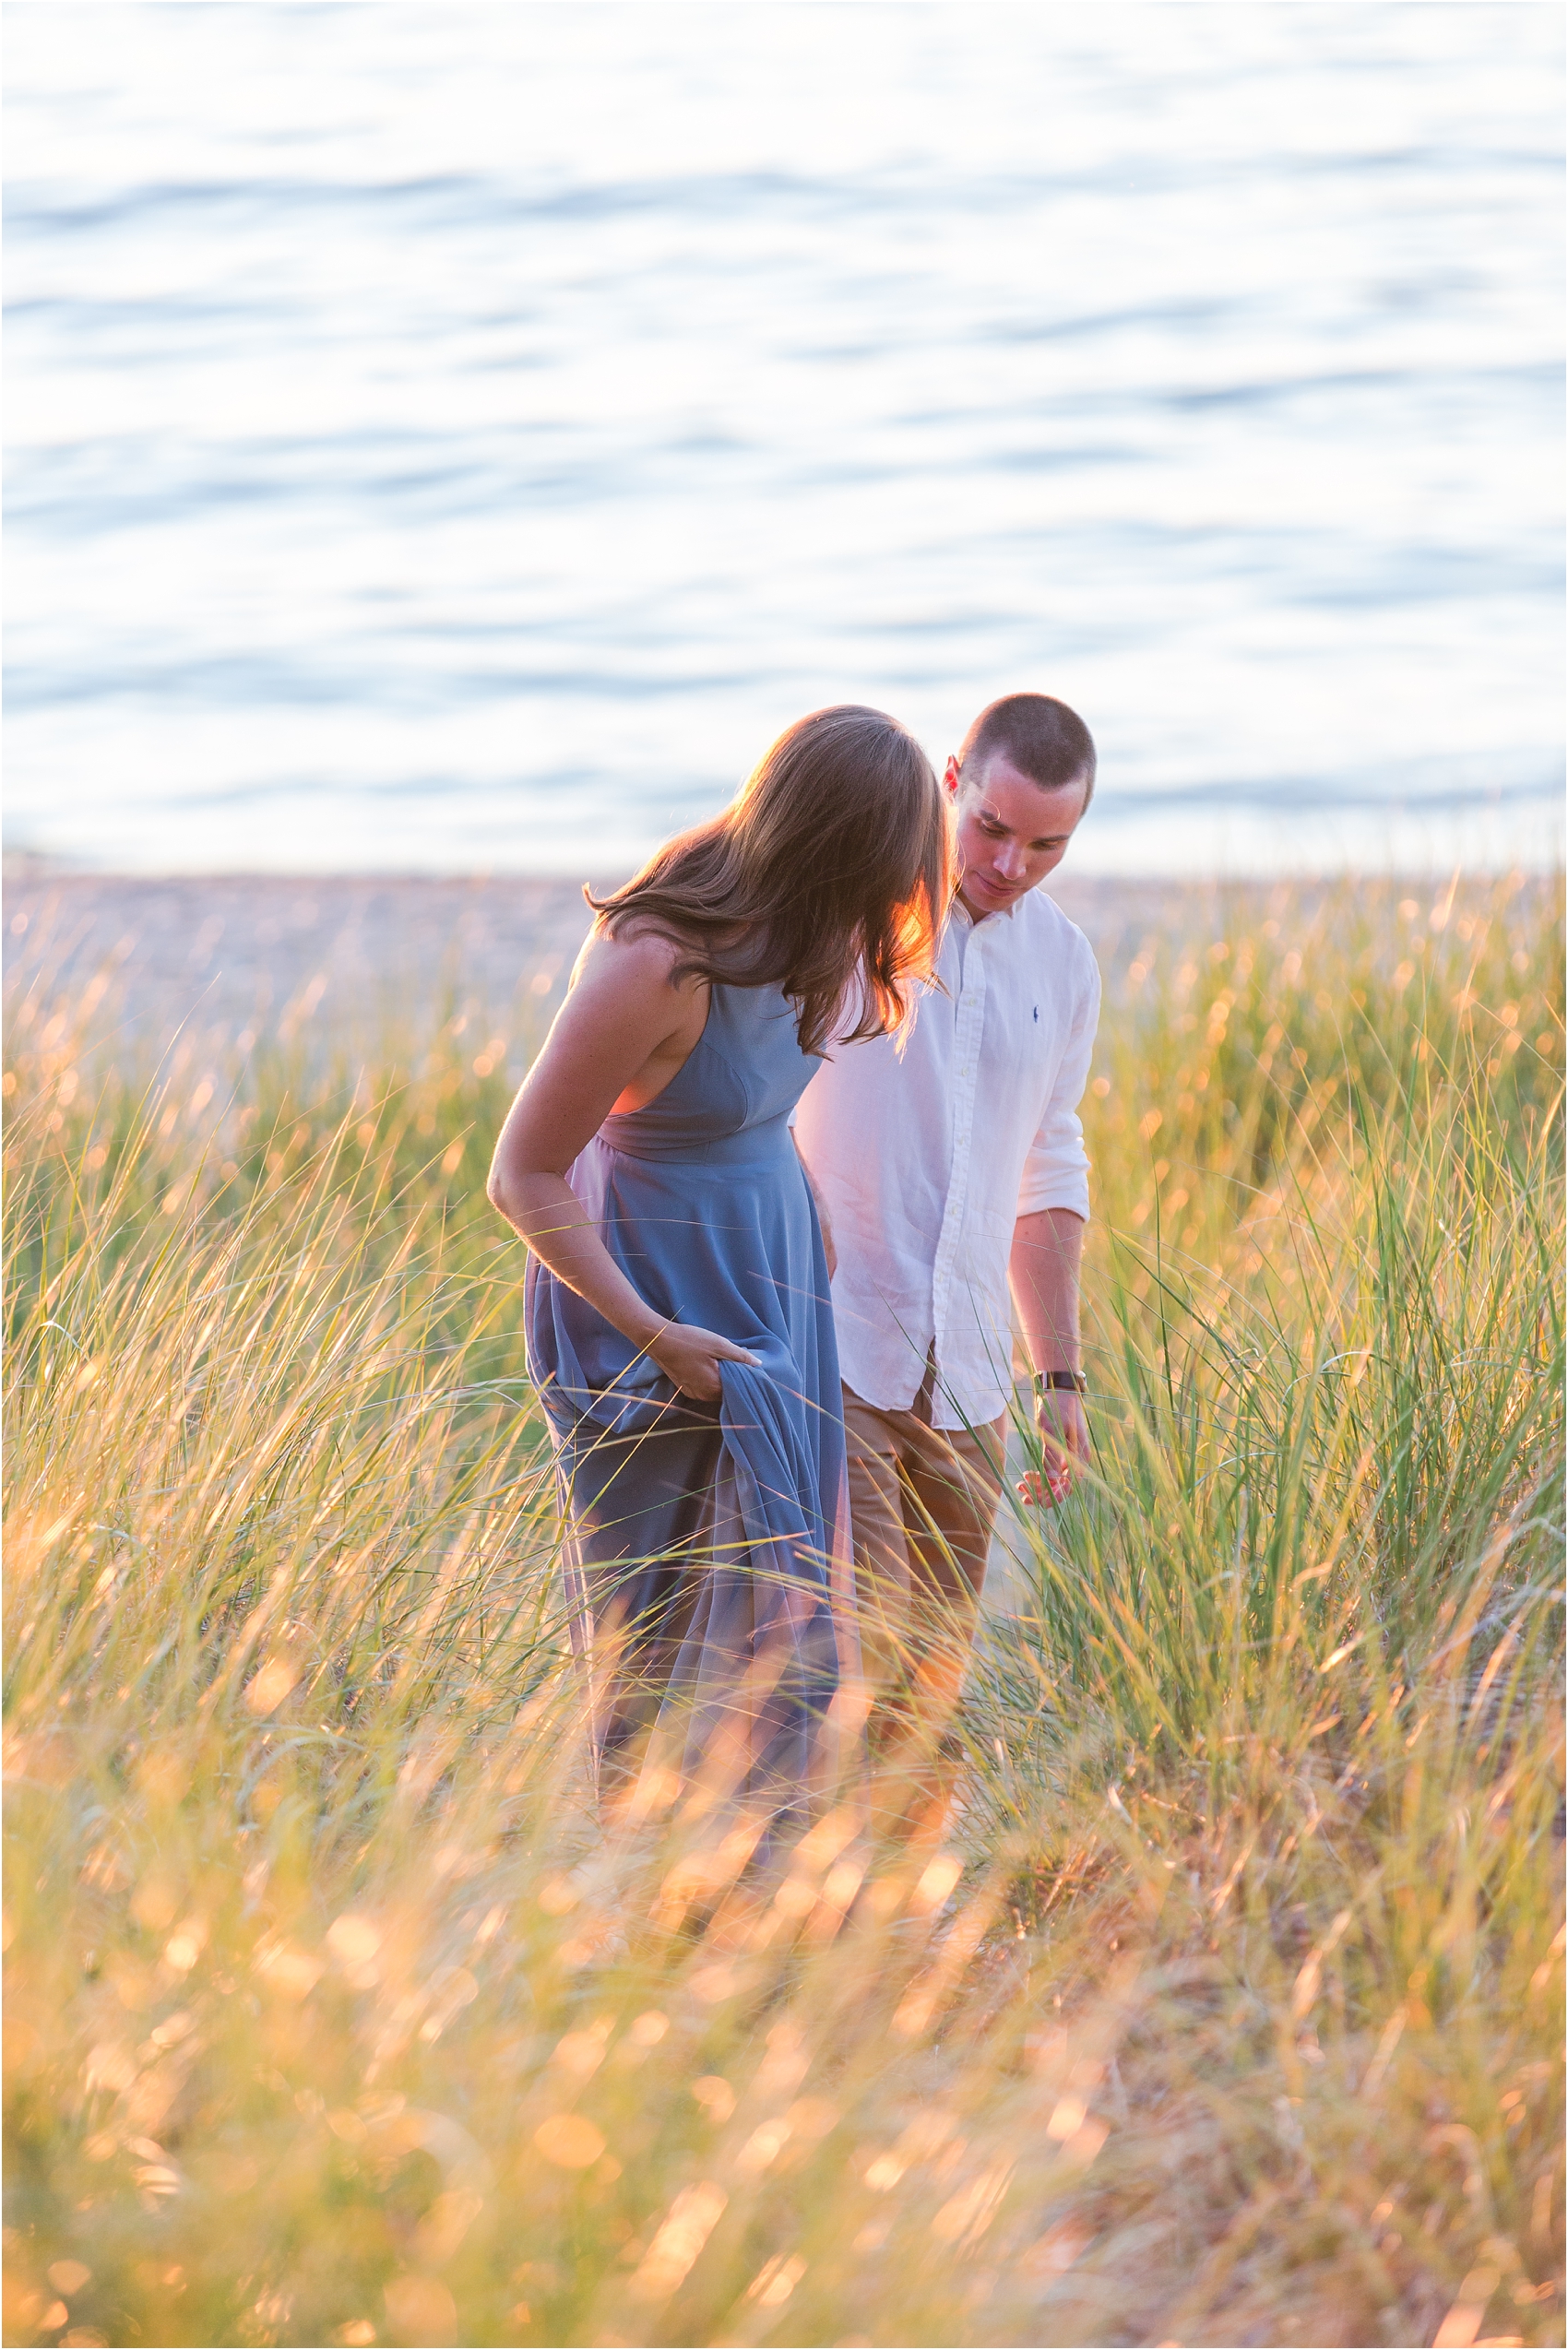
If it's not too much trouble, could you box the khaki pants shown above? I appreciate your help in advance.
[841,1383,1006,1840]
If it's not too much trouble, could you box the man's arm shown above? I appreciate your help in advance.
[1010,932,1099,1501]
[1010,1205,1087,1501]
[792,1129,837,1277]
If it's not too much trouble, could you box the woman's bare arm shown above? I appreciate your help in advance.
[487,927,758,1401]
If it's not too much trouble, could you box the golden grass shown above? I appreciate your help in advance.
[3,872,1563,2350]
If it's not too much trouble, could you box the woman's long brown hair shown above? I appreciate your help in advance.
[588,705,949,1054]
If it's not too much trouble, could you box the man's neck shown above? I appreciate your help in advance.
[955,884,1016,924]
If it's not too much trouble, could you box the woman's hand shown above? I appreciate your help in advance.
[648,1321,760,1402]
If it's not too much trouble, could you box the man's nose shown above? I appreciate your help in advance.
[993,837,1026,879]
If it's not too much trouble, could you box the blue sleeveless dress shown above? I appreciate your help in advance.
[525,980,850,1816]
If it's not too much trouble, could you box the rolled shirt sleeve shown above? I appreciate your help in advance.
[1016,934,1100,1221]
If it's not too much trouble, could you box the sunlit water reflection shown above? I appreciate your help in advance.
[5,4,1562,875]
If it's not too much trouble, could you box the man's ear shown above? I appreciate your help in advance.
[943,755,962,793]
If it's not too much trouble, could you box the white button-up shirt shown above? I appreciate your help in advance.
[792,887,1100,1430]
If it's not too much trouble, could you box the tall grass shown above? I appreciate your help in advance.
[4,873,1562,2350]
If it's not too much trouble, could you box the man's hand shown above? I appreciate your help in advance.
[1016,1385,1089,1507]
[817,1195,837,1279]
[793,1133,837,1276]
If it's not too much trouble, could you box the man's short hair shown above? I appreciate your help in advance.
[957,693,1097,808]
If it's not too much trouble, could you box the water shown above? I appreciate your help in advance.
[5,3,1562,879]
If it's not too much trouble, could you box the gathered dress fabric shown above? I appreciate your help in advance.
[526,981,854,1826]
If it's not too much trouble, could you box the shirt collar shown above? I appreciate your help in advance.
[951,888,1018,932]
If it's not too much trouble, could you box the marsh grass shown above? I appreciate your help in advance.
[3,873,1562,2349]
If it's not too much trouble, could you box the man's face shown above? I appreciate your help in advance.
[944,751,1089,920]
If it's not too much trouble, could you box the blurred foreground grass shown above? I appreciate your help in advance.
[4,872,1563,2350]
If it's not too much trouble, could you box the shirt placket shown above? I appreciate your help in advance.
[929,925,986,1404]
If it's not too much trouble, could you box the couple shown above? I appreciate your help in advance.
[488,694,1099,1839]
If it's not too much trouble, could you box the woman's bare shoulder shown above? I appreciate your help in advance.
[570,919,698,999]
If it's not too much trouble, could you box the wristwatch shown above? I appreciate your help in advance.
[1033,1369,1087,1394]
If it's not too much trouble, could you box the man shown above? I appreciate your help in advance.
[792,691,1099,1836]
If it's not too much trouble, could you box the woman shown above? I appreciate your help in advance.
[488,706,947,1826]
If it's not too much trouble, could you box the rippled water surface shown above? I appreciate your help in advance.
[5,4,1562,874]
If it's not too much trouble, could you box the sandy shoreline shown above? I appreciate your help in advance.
[1,864,1233,1050]
[3,861,1545,1063]
[3,868,609,1050]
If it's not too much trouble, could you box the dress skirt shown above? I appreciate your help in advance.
[526,1064,855,1825]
